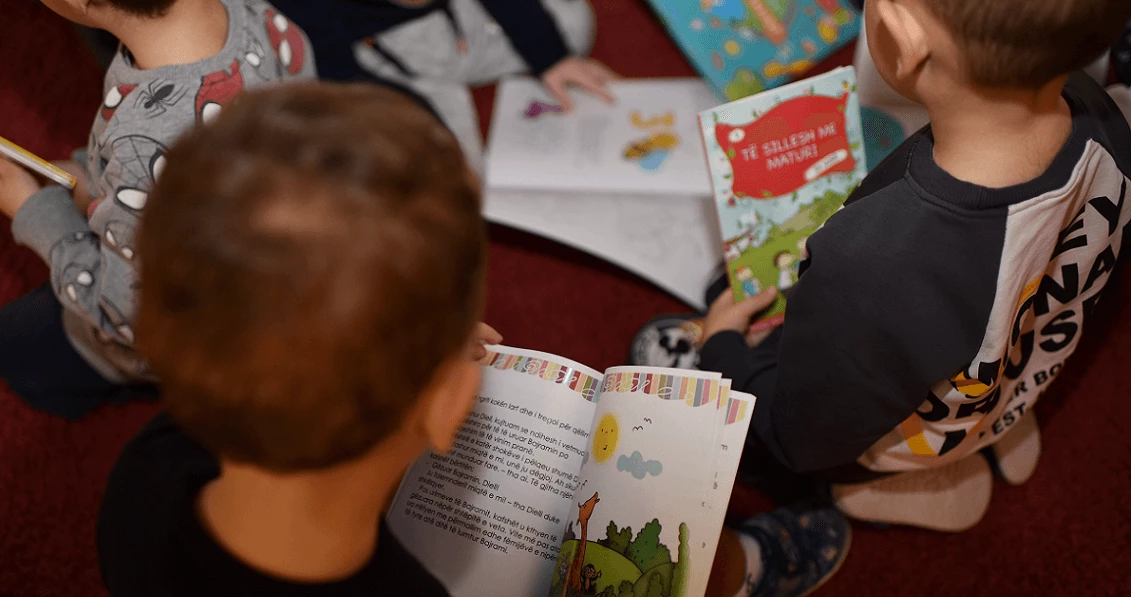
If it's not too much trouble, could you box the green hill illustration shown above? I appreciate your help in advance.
[550,513,689,597]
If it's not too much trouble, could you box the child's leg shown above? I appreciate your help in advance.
[352,0,596,172]
[707,508,850,597]
[353,12,486,172]
[0,284,155,419]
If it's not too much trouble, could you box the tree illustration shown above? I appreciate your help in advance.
[599,587,616,597]
[600,521,633,555]
[670,524,690,597]
[625,519,672,572]
[618,580,635,596]
[645,573,665,597]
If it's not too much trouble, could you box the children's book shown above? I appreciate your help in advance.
[387,345,755,597]
[698,66,866,330]
[485,78,718,196]
[644,0,861,102]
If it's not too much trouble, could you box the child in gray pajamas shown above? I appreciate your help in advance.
[0,0,315,418]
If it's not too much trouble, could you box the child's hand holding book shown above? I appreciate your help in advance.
[702,286,779,347]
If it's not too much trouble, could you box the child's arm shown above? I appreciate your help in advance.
[477,0,572,78]
[478,0,616,111]
[699,207,995,474]
[52,159,93,215]
[6,139,155,353]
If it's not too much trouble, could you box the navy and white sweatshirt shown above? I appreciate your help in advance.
[700,74,1131,474]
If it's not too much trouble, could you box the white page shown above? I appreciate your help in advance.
[696,392,757,587]
[548,367,727,597]
[388,346,604,597]
[483,189,722,310]
[485,78,718,196]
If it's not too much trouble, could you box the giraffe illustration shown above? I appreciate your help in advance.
[562,492,600,597]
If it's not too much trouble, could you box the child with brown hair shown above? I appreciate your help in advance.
[0,0,314,419]
[635,0,1131,546]
[97,81,847,597]
[97,82,492,596]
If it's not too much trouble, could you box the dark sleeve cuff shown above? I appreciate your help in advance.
[476,0,571,76]
[522,40,570,78]
[699,331,754,381]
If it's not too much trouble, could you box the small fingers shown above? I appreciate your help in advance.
[545,77,575,112]
[475,322,503,345]
[735,287,779,317]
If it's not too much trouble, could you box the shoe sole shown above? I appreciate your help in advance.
[800,523,852,597]
[989,411,1040,486]
[831,455,992,533]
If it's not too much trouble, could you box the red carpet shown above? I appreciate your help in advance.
[2,2,1130,596]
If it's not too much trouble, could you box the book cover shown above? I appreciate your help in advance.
[644,0,861,101]
[698,66,866,330]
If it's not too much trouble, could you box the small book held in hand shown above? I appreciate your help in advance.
[698,66,867,331]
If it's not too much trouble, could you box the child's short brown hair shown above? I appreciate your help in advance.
[100,0,177,17]
[927,0,1131,88]
[137,83,485,471]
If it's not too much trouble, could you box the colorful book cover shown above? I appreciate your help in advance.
[644,0,861,101]
[698,66,866,330]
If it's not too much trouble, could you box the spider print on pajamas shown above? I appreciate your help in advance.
[133,80,187,119]
[195,60,244,123]
[106,135,168,214]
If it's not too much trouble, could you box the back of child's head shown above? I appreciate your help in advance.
[136,82,485,472]
[924,0,1131,88]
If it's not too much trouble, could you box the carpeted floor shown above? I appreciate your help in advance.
[2,1,1130,596]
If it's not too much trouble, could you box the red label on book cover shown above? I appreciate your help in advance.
[714,93,855,199]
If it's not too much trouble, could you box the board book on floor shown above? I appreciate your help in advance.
[386,345,755,597]
[698,65,866,330]
[644,0,861,102]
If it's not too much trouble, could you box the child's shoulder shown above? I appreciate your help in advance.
[94,0,314,140]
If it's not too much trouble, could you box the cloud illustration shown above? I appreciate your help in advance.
[616,451,663,480]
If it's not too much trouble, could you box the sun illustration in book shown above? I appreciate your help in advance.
[592,413,620,464]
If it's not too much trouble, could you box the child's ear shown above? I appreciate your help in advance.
[420,358,482,454]
[873,0,930,80]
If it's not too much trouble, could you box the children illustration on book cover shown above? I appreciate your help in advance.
[645,0,861,101]
[700,68,866,329]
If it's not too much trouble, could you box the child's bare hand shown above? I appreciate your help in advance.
[541,57,618,112]
[51,160,92,215]
[0,158,41,218]
[701,287,779,346]
[468,322,503,362]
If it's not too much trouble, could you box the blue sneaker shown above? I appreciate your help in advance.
[736,508,851,597]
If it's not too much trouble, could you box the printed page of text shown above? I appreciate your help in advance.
[388,346,603,597]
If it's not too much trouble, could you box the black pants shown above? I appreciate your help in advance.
[0,284,156,419]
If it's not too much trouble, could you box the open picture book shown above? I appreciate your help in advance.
[485,78,718,196]
[481,77,725,309]
[387,345,756,597]
[698,66,867,331]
